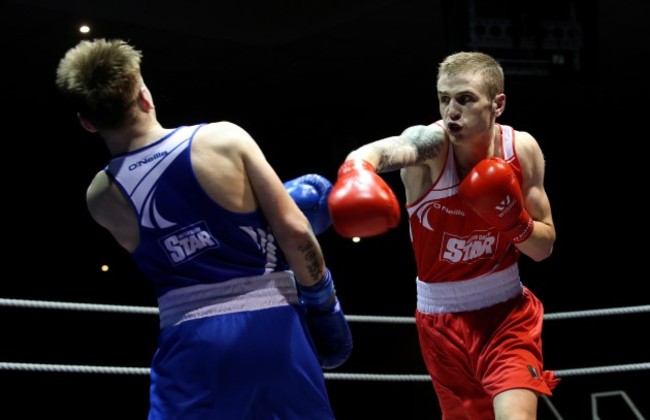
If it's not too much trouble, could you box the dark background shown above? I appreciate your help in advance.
[1,0,649,418]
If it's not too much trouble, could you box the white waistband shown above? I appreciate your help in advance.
[416,264,522,314]
[157,271,299,329]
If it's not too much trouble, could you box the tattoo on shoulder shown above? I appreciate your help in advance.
[373,125,445,173]
[401,125,444,161]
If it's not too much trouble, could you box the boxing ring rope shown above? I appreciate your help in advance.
[1,362,649,381]
[1,297,649,380]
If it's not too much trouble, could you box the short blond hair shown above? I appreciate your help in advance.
[55,38,143,129]
[437,51,504,100]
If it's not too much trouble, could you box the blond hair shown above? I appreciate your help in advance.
[55,38,143,129]
[438,51,504,100]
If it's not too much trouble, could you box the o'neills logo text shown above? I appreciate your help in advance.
[431,202,465,216]
[129,151,169,170]
[441,231,496,263]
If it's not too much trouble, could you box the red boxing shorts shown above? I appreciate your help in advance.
[415,287,559,419]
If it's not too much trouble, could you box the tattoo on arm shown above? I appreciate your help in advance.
[376,125,443,172]
[298,242,324,283]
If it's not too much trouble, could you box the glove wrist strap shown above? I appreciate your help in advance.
[297,268,335,312]
[504,210,534,244]
[338,159,375,177]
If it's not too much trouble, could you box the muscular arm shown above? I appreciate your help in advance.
[346,124,446,172]
[515,132,555,261]
[227,124,327,286]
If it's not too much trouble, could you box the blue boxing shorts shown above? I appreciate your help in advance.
[148,274,335,419]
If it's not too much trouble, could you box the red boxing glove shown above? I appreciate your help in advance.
[328,159,401,238]
[458,157,534,243]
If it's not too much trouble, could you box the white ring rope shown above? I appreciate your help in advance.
[1,298,648,322]
[0,298,158,315]
[1,298,648,380]
[1,362,648,380]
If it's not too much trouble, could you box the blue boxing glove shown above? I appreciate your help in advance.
[297,268,353,369]
[284,174,333,235]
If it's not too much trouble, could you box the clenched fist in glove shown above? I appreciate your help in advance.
[297,268,353,370]
[328,159,401,238]
[458,157,534,243]
[284,174,333,235]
